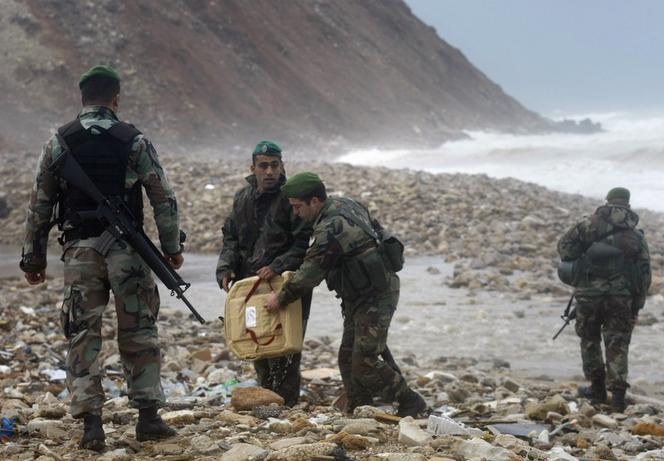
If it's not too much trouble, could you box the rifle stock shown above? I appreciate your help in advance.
[51,146,206,324]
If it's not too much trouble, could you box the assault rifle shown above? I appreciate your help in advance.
[552,292,576,340]
[49,142,206,324]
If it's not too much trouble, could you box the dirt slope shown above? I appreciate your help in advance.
[2,0,550,155]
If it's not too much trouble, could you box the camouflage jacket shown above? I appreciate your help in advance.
[20,106,181,273]
[215,175,311,283]
[278,196,398,309]
[557,204,651,307]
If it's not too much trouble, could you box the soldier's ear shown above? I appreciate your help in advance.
[111,93,120,112]
[250,163,256,174]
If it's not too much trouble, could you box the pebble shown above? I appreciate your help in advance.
[221,443,267,461]
[592,413,619,429]
[161,409,197,425]
[397,416,432,446]
[231,386,285,410]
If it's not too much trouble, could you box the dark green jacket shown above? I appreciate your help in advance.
[557,204,651,308]
[278,196,398,310]
[216,175,311,284]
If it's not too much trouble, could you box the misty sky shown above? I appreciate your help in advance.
[404,0,664,116]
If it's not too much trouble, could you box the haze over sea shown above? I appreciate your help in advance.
[338,112,664,212]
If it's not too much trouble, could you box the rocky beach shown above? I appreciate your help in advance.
[2,153,664,460]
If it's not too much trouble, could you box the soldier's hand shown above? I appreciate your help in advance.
[222,272,236,292]
[25,271,46,285]
[265,292,281,312]
[167,253,184,269]
[257,266,277,281]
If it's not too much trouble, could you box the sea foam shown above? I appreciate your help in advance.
[337,112,664,212]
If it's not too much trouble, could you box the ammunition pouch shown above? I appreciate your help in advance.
[379,231,405,272]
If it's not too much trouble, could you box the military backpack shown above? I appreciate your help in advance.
[558,225,642,292]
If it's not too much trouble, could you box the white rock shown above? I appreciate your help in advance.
[97,449,131,461]
[425,370,458,383]
[547,446,579,461]
[161,409,196,425]
[26,418,64,435]
[301,367,340,380]
[592,413,618,429]
[104,396,129,409]
[398,416,432,446]
[636,449,664,460]
[456,438,518,461]
[537,429,550,443]
[37,444,62,461]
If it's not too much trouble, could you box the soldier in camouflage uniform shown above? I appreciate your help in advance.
[20,65,181,450]
[216,141,312,406]
[558,187,651,411]
[266,172,426,416]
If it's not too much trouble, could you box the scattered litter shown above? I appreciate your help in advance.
[427,414,483,436]
[488,423,550,439]
[40,369,66,381]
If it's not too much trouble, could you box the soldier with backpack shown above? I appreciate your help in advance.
[557,187,651,411]
[265,172,426,417]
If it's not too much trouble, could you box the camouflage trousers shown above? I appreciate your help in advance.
[254,291,312,407]
[338,287,409,411]
[62,244,164,418]
[575,295,634,391]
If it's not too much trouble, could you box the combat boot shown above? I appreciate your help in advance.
[135,407,176,442]
[610,390,626,413]
[79,413,105,452]
[577,378,607,404]
[397,389,427,417]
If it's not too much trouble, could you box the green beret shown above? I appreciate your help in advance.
[78,65,121,89]
[253,140,282,157]
[606,187,630,204]
[281,172,323,198]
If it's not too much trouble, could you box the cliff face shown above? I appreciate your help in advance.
[1,0,549,155]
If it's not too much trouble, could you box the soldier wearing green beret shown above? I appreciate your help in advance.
[20,65,182,450]
[216,141,312,406]
[267,172,427,416]
[557,187,651,411]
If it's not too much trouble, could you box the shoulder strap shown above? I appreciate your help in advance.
[333,198,379,241]
[106,122,141,144]
[582,219,626,253]
[58,119,85,139]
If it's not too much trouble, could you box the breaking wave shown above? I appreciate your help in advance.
[337,112,664,211]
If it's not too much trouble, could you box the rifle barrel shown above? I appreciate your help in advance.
[175,288,206,324]
[552,319,570,340]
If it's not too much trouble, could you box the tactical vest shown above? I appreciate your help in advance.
[57,119,143,239]
[324,197,396,300]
